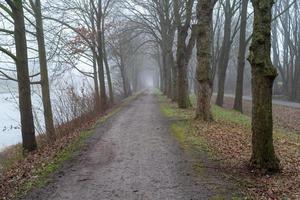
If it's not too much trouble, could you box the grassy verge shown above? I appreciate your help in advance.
[155,91,300,199]
[0,92,143,200]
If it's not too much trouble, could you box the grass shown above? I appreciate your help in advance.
[157,92,245,199]
[156,92,300,199]
[212,106,251,127]
[158,94,212,156]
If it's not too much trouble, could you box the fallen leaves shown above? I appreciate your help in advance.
[0,109,110,200]
[192,114,300,199]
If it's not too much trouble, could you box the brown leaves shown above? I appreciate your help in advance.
[192,115,300,199]
[0,110,105,200]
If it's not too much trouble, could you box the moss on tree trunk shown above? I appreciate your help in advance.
[248,0,280,172]
[195,0,216,121]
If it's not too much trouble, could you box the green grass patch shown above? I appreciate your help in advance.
[212,106,251,127]
[155,92,192,119]
[171,122,187,145]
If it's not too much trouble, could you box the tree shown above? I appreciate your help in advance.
[95,0,108,112]
[3,0,37,152]
[195,0,217,121]
[233,0,249,112]
[173,0,196,109]
[29,0,56,141]
[215,0,239,107]
[248,0,280,172]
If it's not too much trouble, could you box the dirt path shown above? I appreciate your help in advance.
[21,93,237,200]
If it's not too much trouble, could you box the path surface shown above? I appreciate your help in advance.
[22,93,235,200]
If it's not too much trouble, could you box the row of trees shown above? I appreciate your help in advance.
[0,0,146,153]
[124,0,282,171]
[1,0,295,172]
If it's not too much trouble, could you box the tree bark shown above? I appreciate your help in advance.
[10,0,37,152]
[216,0,232,107]
[171,62,178,102]
[233,0,249,112]
[102,22,114,105]
[173,0,194,108]
[31,0,56,141]
[96,0,107,112]
[248,0,280,172]
[195,0,216,121]
[92,54,101,112]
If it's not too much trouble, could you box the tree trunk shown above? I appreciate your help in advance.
[293,55,300,100]
[102,24,114,105]
[165,52,172,98]
[96,0,107,112]
[233,0,249,112]
[161,49,167,95]
[176,30,191,108]
[92,55,101,112]
[11,0,37,152]
[31,0,56,141]
[248,0,280,172]
[195,0,216,121]
[216,3,232,107]
[171,63,178,102]
[120,56,130,97]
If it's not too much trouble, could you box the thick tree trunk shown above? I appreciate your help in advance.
[233,0,249,112]
[248,0,280,172]
[195,0,216,121]
[12,0,37,152]
[32,0,56,141]
[177,56,190,108]
[176,30,191,108]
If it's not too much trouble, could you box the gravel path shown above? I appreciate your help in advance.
[21,93,236,200]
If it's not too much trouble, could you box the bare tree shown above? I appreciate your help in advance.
[28,0,56,141]
[173,0,196,108]
[0,0,37,152]
[233,0,249,112]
